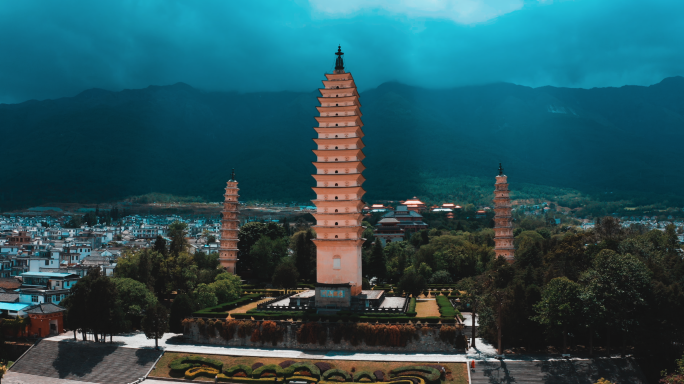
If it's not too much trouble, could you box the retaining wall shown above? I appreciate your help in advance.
[184,320,462,353]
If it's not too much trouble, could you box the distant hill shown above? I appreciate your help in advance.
[1,77,683,211]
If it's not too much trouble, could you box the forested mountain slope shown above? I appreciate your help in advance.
[1,77,683,210]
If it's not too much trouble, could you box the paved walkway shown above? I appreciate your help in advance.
[3,372,99,384]
[8,339,162,384]
[470,358,647,384]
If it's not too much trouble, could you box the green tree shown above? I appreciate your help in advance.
[209,272,242,303]
[397,266,427,298]
[417,262,433,280]
[250,235,288,280]
[238,222,287,273]
[428,270,453,284]
[385,241,414,283]
[153,235,168,258]
[580,249,651,356]
[660,353,684,384]
[193,283,218,309]
[169,293,195,333]
[141,303,169,350]
[87,272,123,342]
[168,221,189,256]
[368,240,387,281]
[111,277,158,330]
[291,229,316,281]
[533,277,582,353]
[272,260,299,294]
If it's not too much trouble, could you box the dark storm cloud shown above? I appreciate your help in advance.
[0,0,683,104]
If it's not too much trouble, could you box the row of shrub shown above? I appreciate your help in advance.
[295,322,458,348]
[233,312,456,324]
[234,311,304,320]
[184,318,461,347]
[242,284,314,289]
[407,297,416,313]
[435,296,459,319]
[193,294,261,317]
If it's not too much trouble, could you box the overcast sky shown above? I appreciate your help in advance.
[1,0,683,104]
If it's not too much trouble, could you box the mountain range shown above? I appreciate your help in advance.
[2,76,683,211]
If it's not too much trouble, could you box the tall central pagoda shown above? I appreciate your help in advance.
[311,46,366,304]
[494,164,515,263]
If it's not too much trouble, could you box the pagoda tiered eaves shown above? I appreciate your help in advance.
[311,53,366,295]
[494,165,515,263]
[219,174,240,273]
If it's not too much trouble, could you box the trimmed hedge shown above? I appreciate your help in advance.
[288,376,319,383]
[323,368,352,381]
[389,366,440,384]
[387,378,426,384]
[435,296,456,318]
[169,355,223,372]
[185,367,220,379]
[224,364,253,377]
[252,364,284,378]
[353,370,377,382]
[284,362,321,379]
[218,376,285,383]
[194,294,262,317]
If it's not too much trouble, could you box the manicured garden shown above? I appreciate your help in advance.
[149,352,468,384]
[192,295,462,325]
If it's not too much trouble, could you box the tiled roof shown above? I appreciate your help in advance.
[0,292,20,302]
[0,278,22,290]
[24,303,65,314]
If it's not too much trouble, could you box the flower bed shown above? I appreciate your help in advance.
[150,352,468,384]
[169,355,223,372]
[185,366,220,379]
[390,366,441,384]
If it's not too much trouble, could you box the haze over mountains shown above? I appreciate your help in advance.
[2,76,683,211]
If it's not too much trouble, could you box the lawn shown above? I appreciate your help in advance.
[415,299,440,317]
[150,352,468,384]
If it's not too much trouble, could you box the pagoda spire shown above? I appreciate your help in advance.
[230,168,236,181]
[493,164,514,263]
[334,45,345,74]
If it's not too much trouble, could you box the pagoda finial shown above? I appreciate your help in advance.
[498,163,503,176]
[334,45,344,71]
[231,168,235,181]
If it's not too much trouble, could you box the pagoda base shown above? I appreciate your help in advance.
[259,286,408,314]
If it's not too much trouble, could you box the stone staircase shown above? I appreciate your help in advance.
[8,339,163,383]
[470,358,646,384]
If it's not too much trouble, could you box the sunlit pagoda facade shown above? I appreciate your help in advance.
[493,164,515,263]
[311,46,367,305]
[219,169,240,273]
[260,47,407,314]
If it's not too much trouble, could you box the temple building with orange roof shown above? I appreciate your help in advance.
[494,163,515,263]
[400,197,427,212]
[219,169,239,273]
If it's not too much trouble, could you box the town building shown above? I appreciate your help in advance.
[16,271,79,305]
[219,169,240,273]
[494,164,515,263]
[25,303,65,337]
